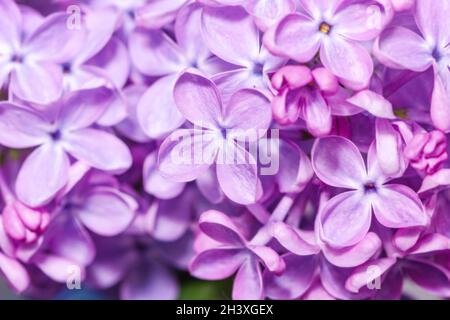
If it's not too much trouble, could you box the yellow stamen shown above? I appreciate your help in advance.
[319,22,331,34]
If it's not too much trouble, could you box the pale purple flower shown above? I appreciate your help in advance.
[312,136,428,248]
[375,0,450,131]
[88,0,190,32]
[190,210,285,300]
[158,72,272,205]
[130,3,221,138]
[202,6,286,100]
[0,0,86,104]
[63,7,130,94]
[199,0,297,31]
[1,0,450,301]
[264,0,393,90]
[0,88,132,207]
[347,232,450,298]
[271,65,349,136]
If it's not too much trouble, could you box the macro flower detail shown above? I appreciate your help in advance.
[0,88,132,207]
[375,0,450,131]
[0,0,449,302]
[158,72,271,205]
[0,0,86,104]
[312,136,428,248]
[264,0,392,90]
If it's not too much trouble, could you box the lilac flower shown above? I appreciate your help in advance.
[2,0,450,301]
[158,72,272,205]
[88,0,190,32]
[63,7,130,94]
[346,233,450,298]
[264,0,392,90]
[86,206,194,300]
[312,136,428,248]
[130,3,222,139]
[375,0,450,131]
[0,88,132,207]
[270,65,371,137]
[0,0,86,104]
[199,0,297,31]
[134,0,191,30]
[190,210,285,300]
[202,6,286,100]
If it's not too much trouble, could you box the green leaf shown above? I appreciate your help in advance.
[179,279,232,300]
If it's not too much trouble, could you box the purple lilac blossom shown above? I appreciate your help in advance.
[0,0,449,301]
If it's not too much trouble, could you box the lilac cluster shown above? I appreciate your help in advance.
[0,0,449,300]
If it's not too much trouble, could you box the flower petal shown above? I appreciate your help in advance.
[312,136,366,189]
[320,36,373,90]
[301,89,332,137]
[347,90,396,119]
[135,0,189,29]
[32,253,83,283]
[320,258,373,300]
[0,0,21,49]
[198,210,246,246]
[404,259,450,297]
[372,184,428,228]
[375,27,433,72]
[223,89,272,139]
[247,245,285,273]
[431,72,450,132]
[264,254,317,299]
[16,144,69,207]
[24,13,86,63]
[268,13,321,62]
[150,195,192,242]
[202,6,259,66]
[75,187,136,237]
[320,191,372,248]
[373,119,406,179]
[0,252,29,293]
[44,214,96,267]
[196,166,224,204]
[269,222,320,255]
[175,3,210,64]
[11,62,63,104]
[143,151,185,200]
[232,257,263,300]
[174,72,222,129]
[415,0,450,47]
[62,128,132,172]
[345,258,397,293]
[137,75,185,139]
[322,232,382,268]
[0,103,49,148]
[59,87,113,130]
[158,129,219,182]
[129,28,186,76]
[190,248,246,280]
[216,141,262,205]
[333,3,384,41]
[275,139,313,193]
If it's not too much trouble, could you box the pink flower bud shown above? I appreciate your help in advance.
[404,130,448,175]
[2,200,47,244]
[312,67,339,95]
[271,65,312,91]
